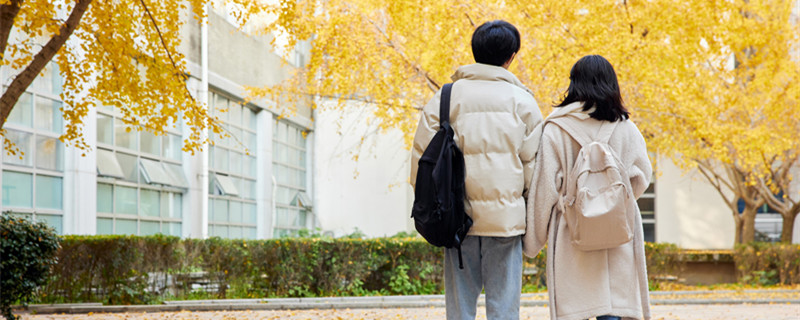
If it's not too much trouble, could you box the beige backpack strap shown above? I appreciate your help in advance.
[548,118,592,147]
[597,120,619,144]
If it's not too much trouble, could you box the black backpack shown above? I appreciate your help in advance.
[411,83,473,269]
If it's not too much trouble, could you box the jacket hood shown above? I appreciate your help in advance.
[451,63,535,97]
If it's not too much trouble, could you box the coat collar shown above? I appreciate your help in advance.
[547,101,594,120]
[526,102,595,159]
[451,63,535,97]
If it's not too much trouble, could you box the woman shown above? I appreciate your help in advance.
[524,55,652,320]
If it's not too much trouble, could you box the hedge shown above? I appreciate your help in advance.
[735,242,800,286]
[37,235,444,304]
[31,235,800,305]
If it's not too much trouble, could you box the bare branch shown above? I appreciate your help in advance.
[696,161,737,214]
[361,13,440,92]
[137,0,184,82]
[257,86,417,112]
[756,176,787,212]
[137,0,223,137]
[464,13,476,27]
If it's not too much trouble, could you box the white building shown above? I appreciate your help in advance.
[0,9,315,239]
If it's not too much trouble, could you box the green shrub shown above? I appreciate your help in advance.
[735,242,800,285]
[645,242,684,285]
[0,215,60,320]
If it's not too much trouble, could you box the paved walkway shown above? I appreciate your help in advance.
[19,304,800,320]
[17,290,800,319]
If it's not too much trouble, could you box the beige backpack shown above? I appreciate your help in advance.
[549,118,635,251]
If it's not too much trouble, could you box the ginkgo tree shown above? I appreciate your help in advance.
[638,0,800,243]
[254,0,800,243]
[0,0,267,153]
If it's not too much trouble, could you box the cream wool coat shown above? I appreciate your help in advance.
[411,63,543,237]
[525,102,652,320]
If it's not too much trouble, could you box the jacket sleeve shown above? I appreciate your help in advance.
[626,121,653,199]
[410,90,442,189]
[518,96,543,199]
[523,126,562,257]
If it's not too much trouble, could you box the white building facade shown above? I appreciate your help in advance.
[0,10,315,239]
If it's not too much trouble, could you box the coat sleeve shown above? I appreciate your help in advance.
[523,127,563,257]
[518,96,544,199]
[626,121,653,199]
[410,90,442,189]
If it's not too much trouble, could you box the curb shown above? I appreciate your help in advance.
[24,291,800,314]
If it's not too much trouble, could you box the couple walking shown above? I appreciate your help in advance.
[411,20,652,320]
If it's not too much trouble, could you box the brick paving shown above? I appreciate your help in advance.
[20,304,800,320]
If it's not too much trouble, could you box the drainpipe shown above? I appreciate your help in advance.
[272,175,277,236]
[199,4,210,238]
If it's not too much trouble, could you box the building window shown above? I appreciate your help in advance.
[272,119,311,237]
[208,92,258,239]
[95,105,186,236]
[1,63,65,234]
[736,199,782,242]
[639,180,655,243]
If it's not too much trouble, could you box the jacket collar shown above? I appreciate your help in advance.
[526,102,594,157]
[451,63,535,96]
[547,101,594,120]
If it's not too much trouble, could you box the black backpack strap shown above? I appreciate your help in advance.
[440,83,453,126]
[440,82,467,270]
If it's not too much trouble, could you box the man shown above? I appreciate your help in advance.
[410,20,543,320]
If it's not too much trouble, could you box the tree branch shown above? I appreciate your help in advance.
[697,159,735,191]
[362,13,440,92]
[137,0,221,135]
[0,0,23,62]
[258,86,417,112]
[696,161,737,214]
[756,175,787,212]
[137,0,184,82]
[0,0,92,130]
[464,13,476,27]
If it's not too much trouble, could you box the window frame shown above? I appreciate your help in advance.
[1,63,66,233]
[272,117,311,236]
[95,105,185,237]
[207,91,258,239]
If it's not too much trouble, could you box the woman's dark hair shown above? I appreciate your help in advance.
[556,55,629,121]
[471,20,521,66]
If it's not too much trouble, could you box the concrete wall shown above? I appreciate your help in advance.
[206,14,312,120]
[178,10,201,67]
[655,157,736,249]
[313,101,415,237]
[179,9,311,120]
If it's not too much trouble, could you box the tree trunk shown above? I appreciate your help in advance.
[780,213,797,243]
[733,214,743,244]
[0,0,92,130]
[741,207,757,243]
[0,0,23,60]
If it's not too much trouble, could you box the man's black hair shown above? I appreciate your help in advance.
[471,20,521,67]
[556,55,630,122]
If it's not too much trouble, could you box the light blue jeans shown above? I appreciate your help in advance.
[444,235,523,320]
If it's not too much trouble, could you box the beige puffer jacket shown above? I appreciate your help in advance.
[410,63,543,237]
